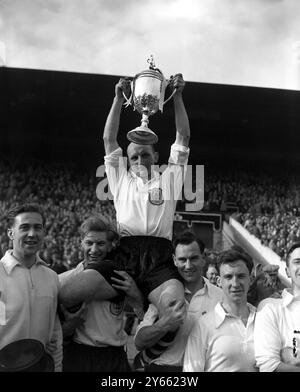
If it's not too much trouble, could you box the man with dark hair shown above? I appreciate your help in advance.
[134,231,222,372]
[0,203,62,371]
[255,242,300,372]
[184,245,257,372]
[59,214,144,372]
[6,203,45,226]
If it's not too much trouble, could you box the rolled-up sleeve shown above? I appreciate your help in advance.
[169,143,190,166]
[104,147,127,197]
[162,144,190,201]
[254,303,282,372]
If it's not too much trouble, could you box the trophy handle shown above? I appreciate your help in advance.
[163,88,177,105]
[162,77,177,106]
[122,79,134,107]
[122,91,133,107]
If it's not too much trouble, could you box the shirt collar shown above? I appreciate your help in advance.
[185,276,221,299]
[203,277,219,297]
[184,276,208,297]
[282,288,298,307]
[214,302,256,329]
[1,249,47,275]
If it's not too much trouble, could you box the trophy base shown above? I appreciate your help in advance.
[127,127,158,145]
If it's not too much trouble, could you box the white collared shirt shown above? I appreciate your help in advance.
[183,302,257,372]
[134,278,223,366]
[104,143,189,240]
[254,288,300,372]
[0,250,63,371]
[59,263,128,347]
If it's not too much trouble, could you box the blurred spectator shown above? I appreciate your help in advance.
[203,260,219,286]
[248,264,285,307]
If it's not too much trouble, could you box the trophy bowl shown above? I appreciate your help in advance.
[124,56,176,145]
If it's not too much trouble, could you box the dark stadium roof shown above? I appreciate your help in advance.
[1,66,300,171]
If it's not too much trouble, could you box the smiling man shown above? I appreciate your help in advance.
[254,242,300,372]
[0,203,62,371]
[184,245,257,372]
[134,231,222,372]
[59,214,144,372]
[102,74,190,316]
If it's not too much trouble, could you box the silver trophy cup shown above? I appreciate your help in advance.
[123,56,176,145]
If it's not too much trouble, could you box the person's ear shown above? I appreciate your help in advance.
[173,254,178,267]
[285,266,291,279]
[111,238,119,250]
[216,276,222,288]
[7,228,13,241]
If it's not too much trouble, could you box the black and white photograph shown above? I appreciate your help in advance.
[1,0,300,380]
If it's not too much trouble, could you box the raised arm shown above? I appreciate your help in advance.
[103,78,131,155]
[172,74,190,147]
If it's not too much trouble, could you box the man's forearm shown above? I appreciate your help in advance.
[275,362,300,372]
[135,322,171,351]
[174,94,190,147]
[49,314,63,372]
[103,97,124,153]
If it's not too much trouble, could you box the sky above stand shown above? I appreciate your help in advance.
[0,0,300,90]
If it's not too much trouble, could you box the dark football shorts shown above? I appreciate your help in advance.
[86,236,182,299]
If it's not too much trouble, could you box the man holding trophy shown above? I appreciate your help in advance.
[103,59,190,310]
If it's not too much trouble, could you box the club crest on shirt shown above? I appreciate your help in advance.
[148,187,164,206]
[110,299,125,316]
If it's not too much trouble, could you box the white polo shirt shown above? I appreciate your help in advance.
[0,250,63,371]
[104,143,189,240]
[254,289,300,372]
[59,263,127,347]
[184,302,257,372]
[134,278,223,366]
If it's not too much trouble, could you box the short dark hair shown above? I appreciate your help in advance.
[173,231,205,254]
[80,215,118,242]
[217,245,253,274]
[286,242,300,266]
[6,203,45,228]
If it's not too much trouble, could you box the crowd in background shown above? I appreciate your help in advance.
[1,160,300,267]
[0,160,115,270]
[202,168,300,260]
